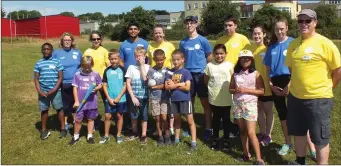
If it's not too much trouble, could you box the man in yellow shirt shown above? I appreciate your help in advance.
[216,15,251,65]
[285,9,341,165]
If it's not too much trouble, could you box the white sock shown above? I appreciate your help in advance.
[74,134,79,140]
[87,134,93,139]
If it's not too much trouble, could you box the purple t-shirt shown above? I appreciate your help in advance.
[72,71,102,111]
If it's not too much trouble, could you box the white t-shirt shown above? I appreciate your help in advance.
[125,64,150,99]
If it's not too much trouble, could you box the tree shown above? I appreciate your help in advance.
[151,10,169,15]
[60,11,75,17]
[2,7,5,18]
[7,10,41,19]
[28,10,41,18]
[98,22,115,37]
[90,12,105,22]
[77,13,92,21]
[315,4,338,29]
[200,0,240,35]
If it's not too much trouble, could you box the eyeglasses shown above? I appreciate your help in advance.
[91,38,101,41]
[298,19,312,24]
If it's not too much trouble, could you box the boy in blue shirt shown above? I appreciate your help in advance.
[34,43,65,140]
[100,49,127,144]
[179,15,213,140]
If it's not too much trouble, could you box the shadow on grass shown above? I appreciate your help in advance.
[35,114,62,132]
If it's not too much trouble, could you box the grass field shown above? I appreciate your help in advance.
[1,39,340,164]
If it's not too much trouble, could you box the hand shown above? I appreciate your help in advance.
[131,96,140,107]
[236,87,248,93]
[92,87,98,93]
[167,80,174,85]
[176,82,185,87]
[39,91,47,98]
[279,86,289,96]
[113,97,120,104]
[108,98,116,106]
[46,89,56,96]
[138,57,145,66]
[73,102,80,109]
[270,85,282,96]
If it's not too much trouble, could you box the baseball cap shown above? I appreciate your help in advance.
[297,9,317,19]
[184,15,198,23]
[239,50,254,58]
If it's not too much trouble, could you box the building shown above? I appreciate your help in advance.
[170,11,183,24]
[300,2,321,10]
[4,15,80,39]
[155,11,183,29]
[80,21,100,33]
[321,0,341,17]
[1,18,16,37]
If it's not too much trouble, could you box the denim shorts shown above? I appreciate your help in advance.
[105,101,127,114]
[38,90,63,112]
[128,98,148,121]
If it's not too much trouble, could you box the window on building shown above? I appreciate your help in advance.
[187,4,191,10]
[171,18,176,23]
[194,3,198,9]
[276,7,291,15]
[202,2,207,8]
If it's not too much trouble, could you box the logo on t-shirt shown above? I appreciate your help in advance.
[91,76,95,81]
[59,56,66,60]
[111,70,117,75]
[194,44,201,50]
[304,47,313,54]
[153,71,163,79]
[302,55,312,61]
[73,52,79,55]
[172,74,182,83]
[125,48,132,51]
[49,65,56,69]
[232,43,239,48]
[137,44,144,47]
[73,55,78,59]
[283,50,287,56]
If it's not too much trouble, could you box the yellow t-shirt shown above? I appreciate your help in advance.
[83,46,110,78]
[249,43,272,96]
[216,33,251,65]
[285,34,341,99]
[147,41,175,69]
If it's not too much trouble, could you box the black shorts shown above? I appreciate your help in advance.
[190,72,208,98]
[258,96,273,102]
[271,75,290,121]
[287,93,333,146]
[171,101,193,115]
[61,83,75,114]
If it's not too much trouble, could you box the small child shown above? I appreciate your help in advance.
[165,49,196,154]
[125,46,150,145]
[34,43,65,140]
[68,56,102,145]
[204,44,234,151]
[229,50,265,165]
[147,49,171,146]
[100,49,127,144]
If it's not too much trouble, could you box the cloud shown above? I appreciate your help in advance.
[2,5,78,16]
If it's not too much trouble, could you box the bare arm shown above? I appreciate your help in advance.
[103,83,111,100]
[151,84,165,90]
[165,79,180,90]
[204,74,209,86]
[126,78,135,98]
[206,53,213,63]
[47,71,63,96]
[73,86,79,108]
[115,82,127,101]
[119,60,124,68]
[243,72,265,96]
[140,64,148,81]
[34,72,47,97]
[229,73,237,94]
[177,80,191,92]
[332,67,341,88]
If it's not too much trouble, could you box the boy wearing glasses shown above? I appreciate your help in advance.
[34,43,65,140]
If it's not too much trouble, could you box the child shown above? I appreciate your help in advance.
[34,43,65,140]
[100,49,127,144]
[147,49,171,146]
[229,50,265,165]
[204,44,234,151]
[68,56,102,145]
[165,49,196,154]
[125,46,150,145]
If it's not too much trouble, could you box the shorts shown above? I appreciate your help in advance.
[128,98,148,121]
[150,99,170,116]
[232,101,258,121]
[75,109,98,122]
[38,90,63,112]
[61,83,76,114]
[271,75,290,121]
[287,93,333,146]
[171,101,192,115]
[190,72,208,98]
[105,101,127,114]
[258,96,273,102]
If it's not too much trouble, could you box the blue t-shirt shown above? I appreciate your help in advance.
[102,66,127,103]
[165,68,192,102]
[34,57,64,92]
[119,37,149,69]
[147,67,169,101]
[179,35,212,73]
[263,37,293,77]
[52,48,82,84]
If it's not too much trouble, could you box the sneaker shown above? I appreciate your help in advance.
[157,136,164,147]
[68,138,79,145]
[140,136,147,145]
[182,130,190,137]
[164,136,172,146]
[65,123,69,131]
[237,154,251,162]
[253,160,265,165]
[210,139,219,150]
[125,134,138,141]
[170,128,175,135]
[116,136,123,144]
[99,136,110,144]
[278,144,292,156]
[203,129,212,141]
[260,135,272,147]
[229,132,239,138]
[87,137,95,144]
[59,130,67,138]
[287,160,301,165]
[152,130,158,136]
[256,133,265,141]
[187,145,197,154]
[310,151,317,162]
[40,130,51,140]
[222,139,231,152]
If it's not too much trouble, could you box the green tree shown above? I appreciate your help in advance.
[98,22,115,37]
[7,10,41,19]
[200,0,240,35]
[151,10,169,15]
[28,10,41,18]
[90,12,105,22]
[315,4,338,29]
[2,7,5,18]
[60,11,75,17]
[78,13,92,21]
[111,21,125,41]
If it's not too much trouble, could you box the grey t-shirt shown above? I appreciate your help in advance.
[147,67,169,100]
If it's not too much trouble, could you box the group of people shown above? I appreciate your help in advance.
[33,9,340,165]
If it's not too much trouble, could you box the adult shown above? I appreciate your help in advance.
[286,9,341,165]
[119,22,149,69]
[84,31,110,130]
[249,25,274,147]
[148,24,175,69]
[263,16,293,156]
[52,32,82,131]
[179,15,213,140]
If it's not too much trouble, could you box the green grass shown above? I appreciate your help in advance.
[1,40,341,164]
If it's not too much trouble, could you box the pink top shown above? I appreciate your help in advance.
[233,70,258,103]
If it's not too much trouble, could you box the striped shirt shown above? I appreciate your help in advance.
[34,57,64,92]
[125,64,150,99]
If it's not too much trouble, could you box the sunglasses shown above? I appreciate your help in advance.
[297,19,312,24]
[91,38,101,41]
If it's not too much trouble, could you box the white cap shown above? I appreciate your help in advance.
[238,50,254,58]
